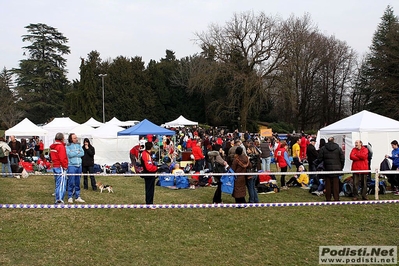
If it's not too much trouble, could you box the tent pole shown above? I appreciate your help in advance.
[374,170,379,200]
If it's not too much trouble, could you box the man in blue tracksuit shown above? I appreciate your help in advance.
[385,140,399,195]
[66,133,85,203]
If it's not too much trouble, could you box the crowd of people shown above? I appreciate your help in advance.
[133,126,399,204]
[2,126,399,205]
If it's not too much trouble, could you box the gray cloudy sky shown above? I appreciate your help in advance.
[0,0,395,81]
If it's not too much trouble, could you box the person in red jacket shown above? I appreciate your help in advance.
[39,139,44,156]
[50,133,68,204]
[141,142,159,206]
[192,140,205,172]
[350,140,369,200]
[274,141,291,189]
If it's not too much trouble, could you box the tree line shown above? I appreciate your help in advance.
[0,6,398,133]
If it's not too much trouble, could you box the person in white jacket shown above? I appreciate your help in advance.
[0,137,13,177]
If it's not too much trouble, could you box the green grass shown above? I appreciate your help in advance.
[0,174,398,266]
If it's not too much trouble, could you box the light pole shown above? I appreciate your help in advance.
[99,74,107,123]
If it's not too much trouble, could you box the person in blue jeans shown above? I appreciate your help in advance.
[260,137,272,172]
[66,133,85,203]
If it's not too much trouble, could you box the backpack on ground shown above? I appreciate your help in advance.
[342,177,354,197]
[367,180,387,195]
[342,182,354,197]
[157,164,173,187]
[120,162,129,173]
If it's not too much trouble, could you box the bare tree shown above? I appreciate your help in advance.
[191,11,287,130]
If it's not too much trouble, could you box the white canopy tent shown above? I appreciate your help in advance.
[89,123,139,165]
[82,117,103,128]
[68,124,95,138]
[5,118,48,137]
[163,115,198,128]
[317,110,399,171]
[106,117,131,127]
[42,117,80,148]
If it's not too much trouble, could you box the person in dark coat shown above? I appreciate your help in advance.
[82,138,97,191]
[208,144,228,204]
[8,136,21,164]
[317,137,345,201]
[231,146,251,203]
[306,138,319,186]
[307,139,318,172]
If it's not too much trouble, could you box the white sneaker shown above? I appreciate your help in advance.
[68,198,73,203]
[75,197,85,203]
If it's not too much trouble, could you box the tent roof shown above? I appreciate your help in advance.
[69,124,95,137]
[319,110,399,134]
[164,115,198,127]
[106,117,131,127]
[118,119,175,136]
[5,118,48,136]
[82,117,103,128]
[42,117,80,131]
[91,123,125,138]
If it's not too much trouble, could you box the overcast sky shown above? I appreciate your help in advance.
[0,0,395,81]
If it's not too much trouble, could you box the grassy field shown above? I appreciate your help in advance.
[0,173,398,266]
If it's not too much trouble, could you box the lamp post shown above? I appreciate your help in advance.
[99,74,107,123]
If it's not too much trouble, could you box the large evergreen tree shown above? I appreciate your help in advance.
[0,67,24,127]
[65,51,103,123]
[365,6,399,119]
[13,23,70,123]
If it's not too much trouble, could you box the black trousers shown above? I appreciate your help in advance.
[235,197,246,203]
[280,166,287,187]
[286,177,301,186]
[82,166,97,190]
[213,181,222,203]
[389,165,399,189]
[293,157,301,171]
[144,176,156,204]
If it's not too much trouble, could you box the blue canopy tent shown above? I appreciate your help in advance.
[117,119,175,136]
[118,119,176,164]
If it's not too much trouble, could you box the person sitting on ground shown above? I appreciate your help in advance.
[286,165,309,188]
[37,153,51,172]
[172,163,196,189]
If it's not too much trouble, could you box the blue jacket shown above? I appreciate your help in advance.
[66,143,84,166]
[389,147,399,168]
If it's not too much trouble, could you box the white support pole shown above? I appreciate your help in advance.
[375,170,379,200]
